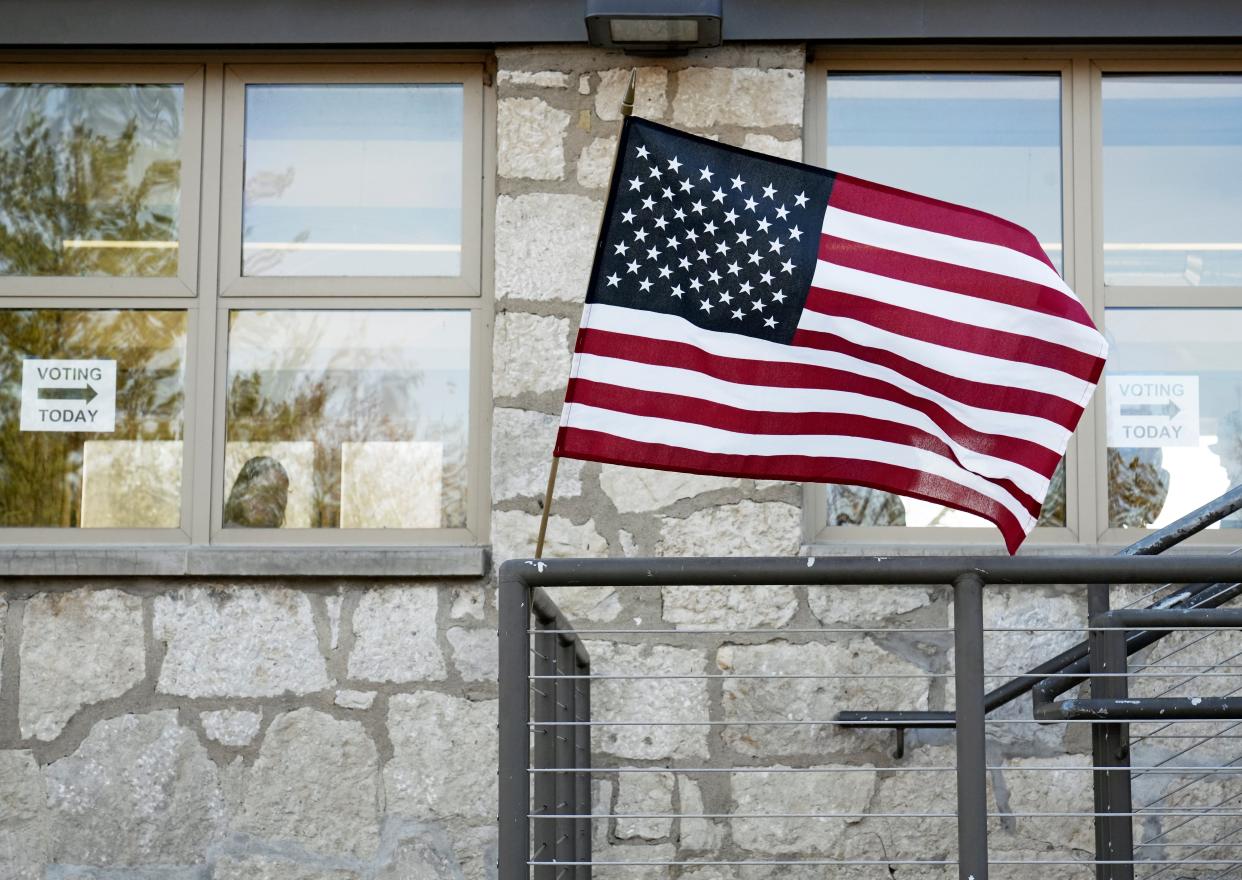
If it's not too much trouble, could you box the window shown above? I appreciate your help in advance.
[0,60,489,545]
[807,52,1242,547]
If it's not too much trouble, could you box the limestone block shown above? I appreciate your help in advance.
[491,510,607,564]
[741,133,803,161]
[731,764,875,855]
[449,585,486,620]
[585,641,709,759]
[600,465,740,513]
[677,778,722,852]
[497,97,569,180]
[579,74,591,95]
[495,193,601,302]
[347,588,445,683]
[339,441,442,528]
[492,311,571,397]
[497,70,570,89]
[213,855,360,880]
[546,586,623,623]
[577,136,619,188]
[154,588,329,698]
[717,639,931,757]
[596,67,668,121]
[492,407,583,501]
[447,626,498,682]
[80,439,182,527]
[374,827,462,879]
[335,689,376,710]
[673,68,804,128]
[991,754,1094,858]
[808,585,935,625]
[224,440,315,528]
[662,584,797,630]
[239,708,380,860]
[0,751,49,880]
[325,594,344,648]
[200,709,261,747]
[385,692,498,820]
[615,771,673,840]
[20,588,144,741]
[45,711,225,865]
[656,501,801,557]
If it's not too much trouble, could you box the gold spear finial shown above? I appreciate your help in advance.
[620,69,637,118]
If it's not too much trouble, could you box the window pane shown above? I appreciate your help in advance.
[1105,309,1241,529]
[0,310,187,527]
[0,83,183,277]
[242,84,464,277]
[1103,75,1242,286]
[824,72,1066,530]
[224,310,470,529]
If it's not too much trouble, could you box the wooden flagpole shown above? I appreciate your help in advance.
[534,70,637,559]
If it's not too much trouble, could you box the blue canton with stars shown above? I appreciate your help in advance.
[587,117,835,346]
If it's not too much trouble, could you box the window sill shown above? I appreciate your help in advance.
[0,545,489,578]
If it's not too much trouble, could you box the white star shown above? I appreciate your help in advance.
[689,276,703,292]
[731,307,745,320]
[673,207,686,221]
[715,241,729,256]
[636,145,650,159]
[690,200,706,215]
[702,220,718,236]
[665,235,679,250]
[707,269,722,284]
[648,165,662,179]
[788,225,802,241]
[667,156,682,173]
[743,196,758,212]
[670,283,684,298]
[739,279,753,294]
[679,178,693,193]
[628,176,643,192]
[768,238,785,254]
[653,215,668,230]
[696,248,710,263]
[711,187,726,204]
[646,245,661,261]
[605,272,620,287]
[658,265,672,279]
[726,261,741,276]
[719,291,734,305]
[699,298,713,313]
[621,208,636,223]
[638,276,653,293]
[634,227,649,242]
[613,241,628,256]
[678,255,691,270]
[747,250,762,266]
[641,195,656,211]
[762,183,777,200]
[756,217,772,233]
[771,290,787,303]
[794,191,808,208]
[699,165,713,182]
[764,315,777,329]
[626,259,640,274]
[775,204,789,221]
[736,229,752,246]
[684,226,699,243]
[661,186,674,201]
[723,209,739,225]
[781,258,795,274]
[730,174,745,191]
[750,298,765,311]
[759,270,774,285]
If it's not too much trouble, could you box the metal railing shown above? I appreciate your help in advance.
[499,555,1242,879]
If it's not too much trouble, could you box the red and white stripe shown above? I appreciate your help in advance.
[557,173,1107,553]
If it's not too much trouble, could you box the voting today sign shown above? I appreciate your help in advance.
[20,359,117,433]
[1106,375,1199,448]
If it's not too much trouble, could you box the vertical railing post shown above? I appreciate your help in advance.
[1089,590,1135,880]
[499,564,532,880]
[954,572,989,880]
[574,648,592,878]
[532,616,557,880]
[555,632,576,871]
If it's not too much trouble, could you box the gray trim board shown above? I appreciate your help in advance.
[3,0,1242,47]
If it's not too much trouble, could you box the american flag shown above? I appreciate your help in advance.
[555,117,1107,553]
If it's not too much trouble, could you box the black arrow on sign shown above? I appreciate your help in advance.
[1120,399,1180,420]
[38,384,98,404]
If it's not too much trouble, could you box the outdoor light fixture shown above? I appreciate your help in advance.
[585,0,723,54]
